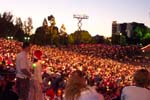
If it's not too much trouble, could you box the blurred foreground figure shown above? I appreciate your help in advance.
[16,42,31,100]
[121,69,150,100]
[1,82,18,100]
[64,70,104,100]
[29,50,43,100]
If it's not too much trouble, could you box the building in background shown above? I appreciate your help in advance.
[112,21,148,45]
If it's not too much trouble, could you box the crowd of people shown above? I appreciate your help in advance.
[0,38,150,100]
[68,44,149,66]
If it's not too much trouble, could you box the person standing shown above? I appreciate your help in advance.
[16,42,31,100]
[29,50,43,100]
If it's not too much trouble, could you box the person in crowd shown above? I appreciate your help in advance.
[64,70,104,100]
[121,69,150,100]
[29,50,43,100]
[16,42,31,100]
[0,38,150,99]
[1,81,18,100]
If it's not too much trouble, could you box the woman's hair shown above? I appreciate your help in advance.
[133,69,150,87]
[65,70,87,100]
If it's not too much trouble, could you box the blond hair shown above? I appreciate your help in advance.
[64,70,87,100]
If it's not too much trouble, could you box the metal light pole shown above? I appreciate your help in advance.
[73,14,89,31]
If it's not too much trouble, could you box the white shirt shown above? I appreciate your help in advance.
[121,86,150,100]
[79,86,104,100]
[16,51,30,79]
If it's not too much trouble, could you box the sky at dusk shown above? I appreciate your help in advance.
[0,0,150,37]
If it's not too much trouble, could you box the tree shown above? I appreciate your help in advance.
[92,35,105,44]
[0,12,32,41]
[104,37,112,45]
[47,15,60,46]
[23,17,33,35]
[13,17,24,39]
[27,17,33,35]
[80,31,92,43]
[32,16,59,46]
[68,34,74,44]
[142,28,150,45]
[60,24,66,34]
[133,26,150,45]
[49,26,59,45]
[48,15,55,26]
[32,26,47,45]
[15,17,23,29]
[43,18,48,28]
[59,24,68,45]
[134,26,143,44]
[119,35,127,45]
[42,18,49,35]
[111,34,120,45]
[0,12,14,37]
[71,30,92,44]
[31,18,50,45]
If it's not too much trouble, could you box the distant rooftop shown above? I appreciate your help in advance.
[141,44,150,52]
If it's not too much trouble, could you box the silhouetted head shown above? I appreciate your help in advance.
[22,42,30,52]
[133,69,150,87]
[22,42,30,49]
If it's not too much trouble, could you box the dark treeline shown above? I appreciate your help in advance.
[0,12,149,46]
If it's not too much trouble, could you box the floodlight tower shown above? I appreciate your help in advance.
[73,14,89,31]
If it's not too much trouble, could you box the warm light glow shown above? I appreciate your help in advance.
[48,81,51,85]
[42,61,45,64]
[32,63,36,68]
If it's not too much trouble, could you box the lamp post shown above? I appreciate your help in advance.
[24,36,30,42]
[73,14,89,31]
[10,36,13,40]
[7,36,13,40]
[120,32,122,45]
